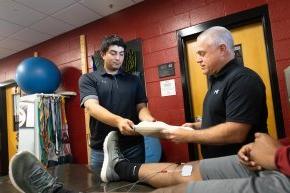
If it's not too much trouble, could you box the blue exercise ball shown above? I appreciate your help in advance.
[16,57,61,94]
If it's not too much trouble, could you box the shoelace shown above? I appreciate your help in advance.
[113,146,123,159]
[111,137,121,158]
[28,166,59,193]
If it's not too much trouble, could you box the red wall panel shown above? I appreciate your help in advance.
[247,0,267,9]
[271,19,290,41]
[273,40,290,61]
[0,0,290,163]
[190,1,224,25]
[160,12,190,34]
[268,0,290,22]
[143,32,177,54]
[224,0,247,15]
[136,21,161,40]
[172,0,206,15]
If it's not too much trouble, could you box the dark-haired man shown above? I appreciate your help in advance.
[79,35,155,170]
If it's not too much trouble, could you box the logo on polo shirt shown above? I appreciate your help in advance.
[213,89,220,94]
[101,79,107,84]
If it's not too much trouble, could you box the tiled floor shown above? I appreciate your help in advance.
[0,164,154,193]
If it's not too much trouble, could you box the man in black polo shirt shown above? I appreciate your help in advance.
[79,35,155,170]
[160,26,268,159]
[95,26,270,190]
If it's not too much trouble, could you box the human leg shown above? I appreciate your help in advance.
[122,142,145,163]
[136,153,256,187]
[103,131,289,192]
[137,155,256,189]
[90,148,104,171]
[146,156,290,193]
[185,170,290,193]
[149,183,189,193]
[135,161,202,188]
[199,155,256,180]
[9,151,75,193]
[150,175,290,193]
[101,131,202,187]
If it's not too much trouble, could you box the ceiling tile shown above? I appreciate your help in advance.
[0,0,144,59]
[0,52,14,59]
[10,28,53,44]
[0,0,46,26]
[0,38,32,51]
[53,3,101,26]
[0,19,23,37]
[30,17,75,36]
[14,0,77,15]
[79,0,134,16]
[132,0,144,3]
[0,47,17,56]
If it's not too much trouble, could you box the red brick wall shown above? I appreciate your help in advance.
[0,0,290,163]
[268,0,290,137]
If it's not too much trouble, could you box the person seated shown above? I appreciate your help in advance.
[9,131,290,193]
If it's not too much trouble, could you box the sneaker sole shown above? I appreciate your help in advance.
[9,151,28,193]
[100,132,114,182]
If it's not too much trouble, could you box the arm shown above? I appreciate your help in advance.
[241,133,290,176]
[84,99,135,135]
[162,121,250,144]
[185,74,264,144]
[249,133,281,170]
[136,103,155,122]
[163,73,263,144]
[182,122,201,129]
[237,143,262,170]
[191,122,250,144]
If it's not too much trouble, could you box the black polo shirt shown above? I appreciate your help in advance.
[201,59,268,158]
[79,67,148,150]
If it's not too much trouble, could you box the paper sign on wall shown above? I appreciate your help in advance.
[160,79,176,96]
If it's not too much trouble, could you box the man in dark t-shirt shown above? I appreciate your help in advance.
[79,35,155,170]
[199,58,267,158]
[160,26,268,158]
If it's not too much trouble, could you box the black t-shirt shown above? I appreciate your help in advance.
[201,59,268,158]
[79,67,148,150]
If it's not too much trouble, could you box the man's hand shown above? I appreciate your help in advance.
[250,132,281,170]
[161,127,194,143]
[116,118,136,135]
[182,122,201,130]
[238,143,262,171]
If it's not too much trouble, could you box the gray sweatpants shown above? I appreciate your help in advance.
[186,155,290,193]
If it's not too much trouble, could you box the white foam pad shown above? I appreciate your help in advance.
[133,121,191,137]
